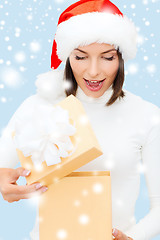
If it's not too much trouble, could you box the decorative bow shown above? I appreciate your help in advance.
[14,104,76,167]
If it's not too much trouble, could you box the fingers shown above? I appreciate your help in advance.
[112,228,129,240]
[2,182,48,203]
[13,167,31,180]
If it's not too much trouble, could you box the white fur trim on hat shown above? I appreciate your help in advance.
[35,69,66,102]
[55,12,138,62]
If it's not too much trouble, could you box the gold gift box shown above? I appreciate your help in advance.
[39,171,112,240]
[15,95,103,186]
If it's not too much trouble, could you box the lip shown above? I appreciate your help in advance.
[84,78,105,82]
[83,78,106,92]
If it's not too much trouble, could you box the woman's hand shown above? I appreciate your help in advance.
[0,167,48,203]
[112,228,133,240]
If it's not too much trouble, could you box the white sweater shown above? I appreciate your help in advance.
[0,72,160,240]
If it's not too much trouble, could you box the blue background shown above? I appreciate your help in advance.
[0,0,160,239]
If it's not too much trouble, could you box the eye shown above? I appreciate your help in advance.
[75,55,86,60]
[103,56,115,61]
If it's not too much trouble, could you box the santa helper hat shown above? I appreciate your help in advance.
[36,0,138,102]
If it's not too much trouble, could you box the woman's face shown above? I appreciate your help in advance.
[69,42,119,98]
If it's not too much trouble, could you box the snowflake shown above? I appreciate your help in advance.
[78,214,90,225]
[0,20,5,25]
[131,4,136,9]
[1,97,7,103]
[27,15,33,21]
[15,51,26,63]
[145,21,150,26]
[55,0,65,3]
[127,63,139,75]
[137,34,145,46]
[143,0,148,4]
[7,46,12,51]
[6,60,11,65]
[19,66,27,72]
[1,67,22,88]
[29,41,41,52]
[5,36,9,41]
[146,64,156,74]
[92,183,103,194]
[144,56,148,61]
[56,229,68,239]
[137,163,146,173]
[74,200,81,207]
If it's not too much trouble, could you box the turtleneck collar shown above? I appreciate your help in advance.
[76,84,114,105]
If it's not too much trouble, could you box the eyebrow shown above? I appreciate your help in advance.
[74,48,117,54]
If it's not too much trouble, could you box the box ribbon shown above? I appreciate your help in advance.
[13,104,76,167]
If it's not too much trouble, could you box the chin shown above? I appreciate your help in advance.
[84,88,105,98]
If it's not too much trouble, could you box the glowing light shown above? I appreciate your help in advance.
[143,0,148,4]
[146,64,156,74]
[82,189,88,196]
[19,66,27,72]
[15,27,21,37]
[6,60,11,65]
[131,4,136,9]
[63,80,73,91]
[78,214,90,225]
[15,51,26,63]
[145,21,150,26]
[1,97,7,103]
[74,200,81,207]
[28,195,40,206]
[1,67,22,88]
[56,229,68,239]
[5,36,9,41]
[127,64,138,75]
[115,199,124,207]
[27,15,33,21]
[78,114,89,125]
[30,41,41,52]
[55,0,64,3]
[92,183,103,194]
[0,20,5,25]
[144,56,148,61]
[137,163,146,173]
[8,46,12,51]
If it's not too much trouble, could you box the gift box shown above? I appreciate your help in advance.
[39,171,112,240]
[14,95,103,186]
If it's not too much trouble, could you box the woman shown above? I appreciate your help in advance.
[0,0,160,240]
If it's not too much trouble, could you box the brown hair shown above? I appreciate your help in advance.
[63,49,125,106]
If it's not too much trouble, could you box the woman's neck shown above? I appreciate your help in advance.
[76,85,114,105]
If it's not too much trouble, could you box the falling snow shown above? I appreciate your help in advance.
[15,51,26,63]
[146,64,156,74]
[127,63,139,75]
[1,67,22,88]
[0,0,160,239]
[29,41,41,52]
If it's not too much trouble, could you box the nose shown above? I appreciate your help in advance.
[87,59,100,78]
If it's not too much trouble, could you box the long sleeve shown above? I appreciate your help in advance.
[0,95,38,168]
[125,106,160,240]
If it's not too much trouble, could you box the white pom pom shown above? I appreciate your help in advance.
[35,69,66,102]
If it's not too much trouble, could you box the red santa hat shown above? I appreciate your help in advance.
[36,0,138,102]
[51,0,138,69]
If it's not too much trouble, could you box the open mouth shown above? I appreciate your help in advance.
[83,78,105,91]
